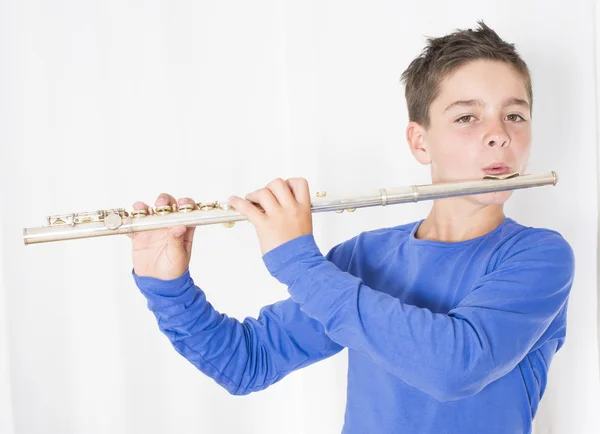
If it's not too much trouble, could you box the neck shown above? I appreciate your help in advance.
[415,199,506,242]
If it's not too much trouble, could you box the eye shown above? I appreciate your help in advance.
[455,115,476,123]
[505,114,526,122]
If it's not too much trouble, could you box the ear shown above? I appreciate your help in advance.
[406,121,431,165]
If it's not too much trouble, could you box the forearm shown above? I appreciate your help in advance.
[133,268,341,395]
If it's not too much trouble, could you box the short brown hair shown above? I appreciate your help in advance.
[400,20,532,129]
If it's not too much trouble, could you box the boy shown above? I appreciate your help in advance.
[130,21,575,433]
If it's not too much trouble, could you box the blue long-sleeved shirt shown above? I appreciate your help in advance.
[132,217,575,434]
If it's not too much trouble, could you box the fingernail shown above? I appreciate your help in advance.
[157,197,167,205]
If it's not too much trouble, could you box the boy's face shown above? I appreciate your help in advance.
[407,59,532,206]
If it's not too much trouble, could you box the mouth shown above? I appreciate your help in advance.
[482,162,510,176]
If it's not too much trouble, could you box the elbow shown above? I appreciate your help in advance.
[431,373,488,402]
[432,383,479,402]
[203,376,253,396]
[225,373,283,396]
[229,386,252,396]
[430,326,497,402]
[222,378,255,396]
[227,379,279,396]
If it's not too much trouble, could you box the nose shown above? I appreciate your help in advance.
[485,121,510,148]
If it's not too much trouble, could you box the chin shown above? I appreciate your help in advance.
[466,190,513,206]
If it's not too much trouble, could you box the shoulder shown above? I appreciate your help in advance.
[492,219,575,285]
[324,221,418,271]
[501,219,574,261]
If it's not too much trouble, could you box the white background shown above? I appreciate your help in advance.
[1,1,599,433]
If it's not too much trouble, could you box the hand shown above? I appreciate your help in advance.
[228,178,313,256]
[129,193,198,280]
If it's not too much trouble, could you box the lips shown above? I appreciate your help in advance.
[482,162,510,175]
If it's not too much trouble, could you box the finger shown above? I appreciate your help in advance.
[177,197,198,209]
[132,201,149,211]
[266,178,296,208]
[167,225,188,252]
[245,188,280,214]
[155,192,178,211]
[286,178,311,207]
[128,201,151,238]
[177,197,197,249]
[168,225,187,239]
[229,196,267,226]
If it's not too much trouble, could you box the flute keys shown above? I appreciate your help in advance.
[104,213,122,230]
[198,202,216,211]
[178,204,195,213]
[155,205,173,215]
[48,216,69,226]
[47,209,129,226]
[316,191,326,197]
[347,208,356,212]
[131,210,148,218]
[223,222,235,228]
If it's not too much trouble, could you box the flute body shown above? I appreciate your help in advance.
[22,171,558,245]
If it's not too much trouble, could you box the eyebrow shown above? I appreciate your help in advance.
[443,97,530,113]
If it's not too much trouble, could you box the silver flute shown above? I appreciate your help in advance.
[22,171,558,245]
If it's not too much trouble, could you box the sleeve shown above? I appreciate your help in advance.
[261,231,575,402]
[131,244,350,396]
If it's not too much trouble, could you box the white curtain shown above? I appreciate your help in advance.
[1,1,598,433]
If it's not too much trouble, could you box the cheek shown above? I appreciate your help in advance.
[507,126,532,161]
[509,124,531,141]
[430,126,482,169]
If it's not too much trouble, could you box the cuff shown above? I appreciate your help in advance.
[261,234,325,285]
[132,268,194,296]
